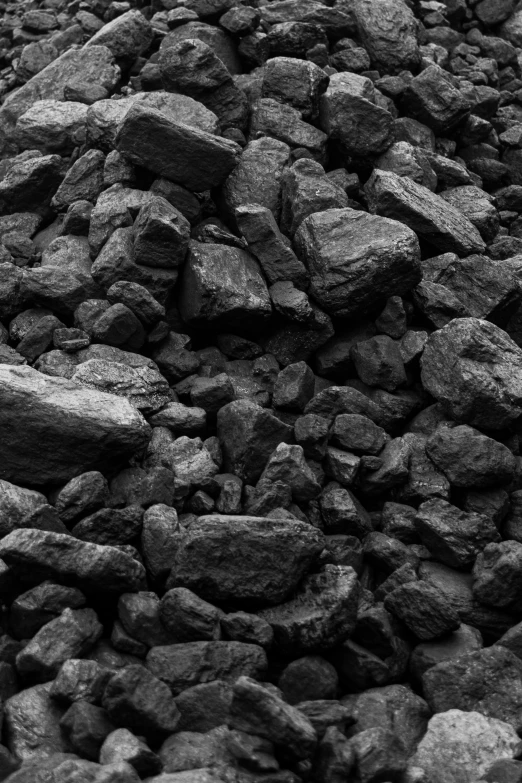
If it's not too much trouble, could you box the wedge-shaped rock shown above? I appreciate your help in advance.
[167,515,325,606]
[0,529,145,593]
[365,169,485,255]
[0,364,150,485]
[179,241,271,328]
[116,104,240,191]
[294,208,421,318]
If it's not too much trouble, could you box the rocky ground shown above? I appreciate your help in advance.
[3,0,522,781]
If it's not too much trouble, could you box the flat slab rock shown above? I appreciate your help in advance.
[0,364,151,486]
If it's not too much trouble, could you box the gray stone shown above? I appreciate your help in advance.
[294,208,421,318]
[0,365,150,486]
[365,169,486,255]
[167,515,324,606]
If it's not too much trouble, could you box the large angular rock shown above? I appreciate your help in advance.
[160,20,242,75]
[86,92,219,152]
[15,100,88,154]
[146,641,267,696]
[0,529,145,594]
[352,0,420,72]
[4,683,68,760]
[221,136,290,224]
[425,425,516,488]
[0,154,64,216]
[0,46,119,134]
[415,499,500,569]
[116,104,240,191]
[409,709,520,783]
[178,241,271,329]
[258,565,360,655]
[16,608,103,682]
[167,515,325,606]
[84,10,153,62]
[422,647,522,732]
[319,73,394,157]
[365,169,486,255]
[217,399,293,483]
[472,541,522,611]
[420,318,522,430]
[0,365,150,485]
[294,208,421,318]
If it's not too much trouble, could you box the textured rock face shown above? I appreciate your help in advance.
[420,318,522,430]
[294,208,422,318]
[0,364,150,485]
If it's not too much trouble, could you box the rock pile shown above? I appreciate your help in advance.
[2,0,522,781]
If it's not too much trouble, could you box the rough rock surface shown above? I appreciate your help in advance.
[1,1,522,782]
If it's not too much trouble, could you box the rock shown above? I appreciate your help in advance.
[343,684,430,757]
[425,426,516,488]
[15,101,88,154]
[365,169,486,255]
[102,664,180,740]
[410,709,520,783]
[473,541,522,611]
[146,641,267,696]
[4,683,68,760]
[440,186,499,242]
[166,515,324,606]
[229,676,317,760]
[384,581,460,641]
[261,57,329,122]
[420,318,522,430]
[352,0,420,72]
[179,242,271,329]
[84,10,153,62]
[0,46,119,134]
[16,608,102,683]
[0,154,64,217]
[116,104,240,191]
[280,158,349,237]
[0,365,150,486]
[217,399,293,483]
[294,208,421,319]
[415,499,500,569]
[0,479,47,538]
[319,73,394,157]
[221,137,290,224]
[235,203,309,289]
[100,728,162,778]
[278,656,338,704]
[422,647,522,732]
[71,359,171,413]
[402,65,471,134]
[0,529,145,594]
[257,565,360,655]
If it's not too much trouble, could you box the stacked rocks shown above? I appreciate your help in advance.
[2,0,522,781]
